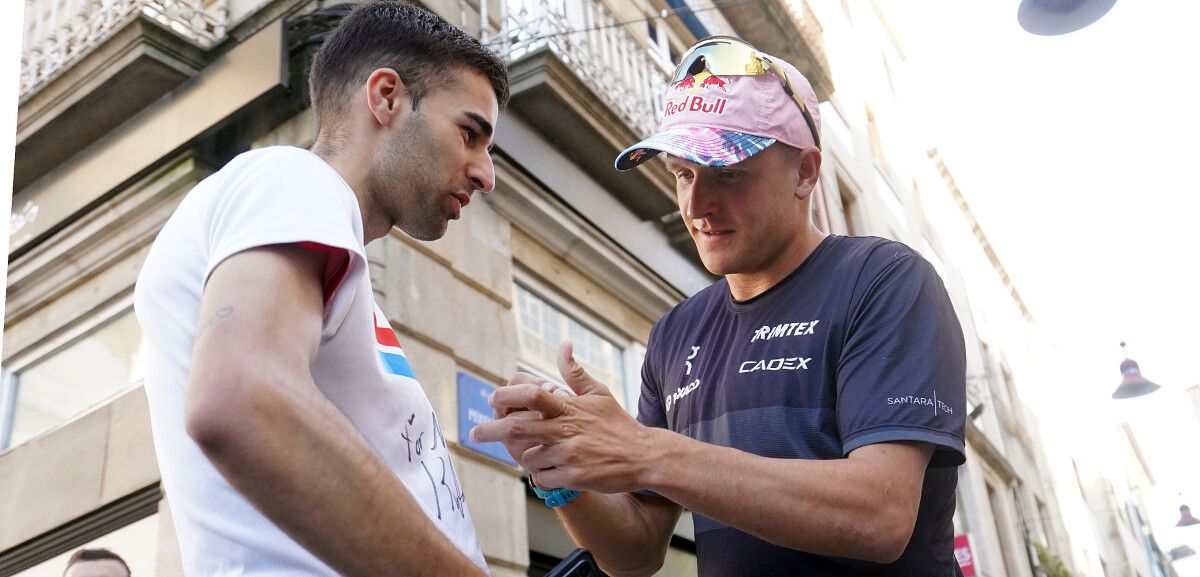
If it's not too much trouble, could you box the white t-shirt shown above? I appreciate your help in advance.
[134,146,488,576]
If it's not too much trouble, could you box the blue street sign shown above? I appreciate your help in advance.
[457,370,517,466]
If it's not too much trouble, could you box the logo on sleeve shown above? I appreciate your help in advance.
[888,392,954,415]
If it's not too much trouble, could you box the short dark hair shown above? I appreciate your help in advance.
[308,1,510,131]
[65,548,130,576]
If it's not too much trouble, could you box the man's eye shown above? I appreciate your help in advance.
[674,171,694,181]
[463,127,478,144]
[717,170,740,180]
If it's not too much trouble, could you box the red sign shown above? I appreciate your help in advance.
[954,534,977,577]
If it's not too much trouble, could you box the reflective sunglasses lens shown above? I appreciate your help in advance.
[670,40,758,82]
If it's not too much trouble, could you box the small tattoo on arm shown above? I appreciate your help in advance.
[198,306,234,338]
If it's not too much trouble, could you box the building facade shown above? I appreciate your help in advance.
[0,1,1136,576]
[2,0,822,575]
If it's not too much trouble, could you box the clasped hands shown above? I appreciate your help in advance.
[470,341,653,494]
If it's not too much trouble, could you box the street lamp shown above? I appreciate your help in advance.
[1018,0,1118,35]
[1111,342,1160,399]
[1179,504,1200,528]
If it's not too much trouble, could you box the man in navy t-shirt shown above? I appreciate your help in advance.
[473,37,966,576]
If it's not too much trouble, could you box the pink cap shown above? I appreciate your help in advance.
[615,53,821,171]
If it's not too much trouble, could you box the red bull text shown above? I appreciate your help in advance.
[664,96,728,117]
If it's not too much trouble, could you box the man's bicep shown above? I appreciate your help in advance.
[191,245,327,397]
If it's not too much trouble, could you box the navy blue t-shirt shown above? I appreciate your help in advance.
[638,235,966,577]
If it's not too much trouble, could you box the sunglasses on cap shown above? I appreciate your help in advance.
[672,36,821,150]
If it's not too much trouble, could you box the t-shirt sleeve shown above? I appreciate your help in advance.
[637,322,668,429]
[203,149,366,335]
[837,250,966,467]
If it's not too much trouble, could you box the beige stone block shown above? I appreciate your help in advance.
[101,387,161,502]
[527,495,576,558]
[486,565,530,577]
[658,547,699,577]
[251,108,316,149]
[156,498,185,577]
[380,238,454,341]
[512,229,654,343]
[380,242,518,381]
[5,243,149,360]
[426,198,514,301]
[457,452,528,567]
[0,405,109,546]
[454,282,519,382]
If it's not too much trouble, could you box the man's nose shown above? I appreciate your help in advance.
[469,152,496,193]
[682,178,718,220]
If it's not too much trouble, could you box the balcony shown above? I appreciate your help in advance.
[482,0,678,220]
[15,0,229,191]
[715,0,833,99]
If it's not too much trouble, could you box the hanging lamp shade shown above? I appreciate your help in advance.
[1018,0,1118,35]
[1111,342,1160,399]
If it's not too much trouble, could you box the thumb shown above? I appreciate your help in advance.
[557,340,609,396]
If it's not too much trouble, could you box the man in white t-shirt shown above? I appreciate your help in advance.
[133,2,508,575]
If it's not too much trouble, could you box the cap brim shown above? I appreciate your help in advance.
[614,127,776,171]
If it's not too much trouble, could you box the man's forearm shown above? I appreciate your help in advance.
[639,429,929,564]
[553,491,679,577]
[189,378,485,577]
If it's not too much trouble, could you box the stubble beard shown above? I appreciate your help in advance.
[372,119,451,242]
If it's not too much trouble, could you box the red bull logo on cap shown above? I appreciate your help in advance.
[673,71,730,94]
[666,71,731,118]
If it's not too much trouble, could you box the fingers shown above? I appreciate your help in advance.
[496,373,546,418]
[470,412,562,445]
[495,410,541,462]
[489,382,569,418]
[521,442,567,472]
[557,340,611,397]
[530,466,572,491]
[507,372,544,387]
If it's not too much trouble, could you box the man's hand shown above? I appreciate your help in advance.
[473,341,656,493]
[491,372,580,467]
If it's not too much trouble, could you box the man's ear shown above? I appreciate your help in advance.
[794,148,822,199]
[364,68,412,127]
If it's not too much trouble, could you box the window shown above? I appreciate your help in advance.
[514,283,643,412]
[1036,497,1055,550]
[986,482,1015,577]
[12,513,160,577]
[2,310,146,449]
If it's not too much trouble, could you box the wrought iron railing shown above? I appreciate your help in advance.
[20,0,229,100]
[481,0,671,138]
[784,0,829,76]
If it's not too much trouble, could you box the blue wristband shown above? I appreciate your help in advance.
[529,477,582,508]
